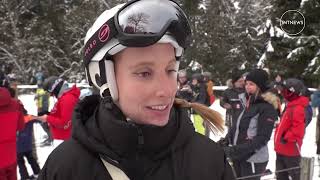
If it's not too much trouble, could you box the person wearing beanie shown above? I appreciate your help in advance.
[245,69,269,93]
[37,76,80,145]
[274,78,309,180]
[38,1,235,180]
[220,71,245,129]
[223,69,278,179]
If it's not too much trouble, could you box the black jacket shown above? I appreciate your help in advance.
[177,80,193,102]
[225,92,278,162]
[39,95,235,180]
[220,87,245,127]
[190,82,209,106]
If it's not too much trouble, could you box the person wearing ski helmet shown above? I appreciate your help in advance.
[39,1,234,180]
[37,76,80,143]
[274,78,309,180]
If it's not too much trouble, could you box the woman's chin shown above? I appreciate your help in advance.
[138,115,170,127]
[150,118,170,127]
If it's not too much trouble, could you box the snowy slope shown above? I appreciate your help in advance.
[18,94,320,179]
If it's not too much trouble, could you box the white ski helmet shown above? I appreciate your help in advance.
[84,0,191,101]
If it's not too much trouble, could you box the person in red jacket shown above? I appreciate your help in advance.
[37,76,80,146]
[0,85,25,180]
[274,78,309,180]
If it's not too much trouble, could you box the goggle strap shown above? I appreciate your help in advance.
[84,18,118,66]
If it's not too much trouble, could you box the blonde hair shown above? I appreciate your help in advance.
[174,98,224,135]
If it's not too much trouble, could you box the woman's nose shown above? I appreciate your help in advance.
[155,75,175,97]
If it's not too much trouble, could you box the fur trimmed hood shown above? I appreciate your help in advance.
[261,92,279,110]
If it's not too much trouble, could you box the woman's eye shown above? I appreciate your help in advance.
[137,72,151,78]
[168,69,177,74]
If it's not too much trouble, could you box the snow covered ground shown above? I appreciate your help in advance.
[18,94,320,179]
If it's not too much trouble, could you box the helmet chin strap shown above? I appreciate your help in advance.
[100,60,118,101]
[99,83,109,97]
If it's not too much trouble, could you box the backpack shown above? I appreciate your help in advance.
[289,104,313,128]
[305,105,313,127]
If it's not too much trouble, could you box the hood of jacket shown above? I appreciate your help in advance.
[0,87,11,107]
[261,91,280,109]
[245,91,279,110]
[72,95,195,163]
[59,85,79,99]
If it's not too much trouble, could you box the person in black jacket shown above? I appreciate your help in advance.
[190,73,209,106]
[220,71,245,129]
[223,69,278,180]
[38,1,235,180]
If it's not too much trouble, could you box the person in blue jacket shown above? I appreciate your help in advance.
[17,116,41,180]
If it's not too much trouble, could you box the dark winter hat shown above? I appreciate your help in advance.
[231,71,243,84]
[245,69,269,92]
[283,78,305,95]
[43,76,64,95]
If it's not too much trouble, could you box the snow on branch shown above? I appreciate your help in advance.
[0,46,22,71]
[257,53,266,68]
[287,47,304,60]
[267,41,274,52]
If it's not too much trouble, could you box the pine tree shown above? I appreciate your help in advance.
[263,0,320,86]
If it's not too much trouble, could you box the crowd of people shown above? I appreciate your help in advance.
[218,70,319,180]
[1,0,320,180]
[0,72,80,180]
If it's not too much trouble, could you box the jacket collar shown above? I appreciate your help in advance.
[287,96,309,107]
[72,95,194,162]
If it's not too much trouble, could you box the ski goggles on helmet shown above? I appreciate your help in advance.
[84,0,191,66]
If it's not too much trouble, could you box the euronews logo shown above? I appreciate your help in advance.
[280,10,305,36]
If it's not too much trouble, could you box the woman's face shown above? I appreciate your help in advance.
[245,80,258,94]
[178,76,187,84]
[114,43,178,126]
[275,75,282,82]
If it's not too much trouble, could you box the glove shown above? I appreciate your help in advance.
[217,138,229,147]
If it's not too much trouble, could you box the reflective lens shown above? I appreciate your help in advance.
[116,0,191,48]
[84,0,191,66]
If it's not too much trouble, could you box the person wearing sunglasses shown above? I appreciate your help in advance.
[38,1,235,179]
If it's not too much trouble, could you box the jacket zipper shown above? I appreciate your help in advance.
[137,127,144,149]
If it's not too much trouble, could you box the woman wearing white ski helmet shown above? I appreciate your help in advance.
[84,1,188,100]
[38,1,235,180]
